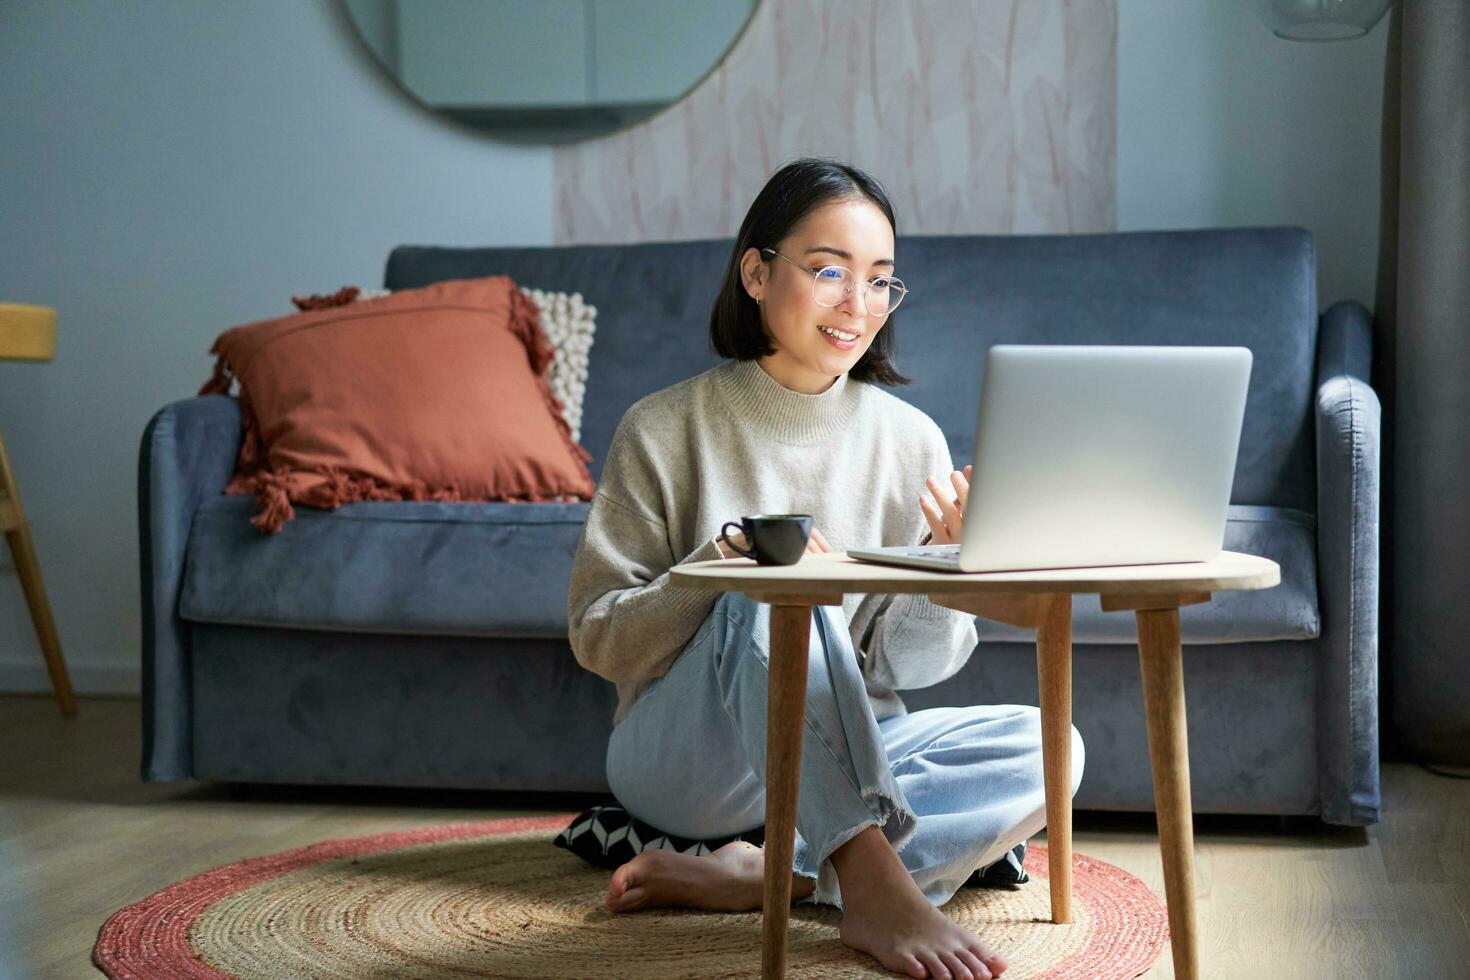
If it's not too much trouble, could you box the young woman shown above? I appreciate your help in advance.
[567,159,1084,980]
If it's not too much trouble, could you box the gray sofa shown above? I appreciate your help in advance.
[139,227,1381,827]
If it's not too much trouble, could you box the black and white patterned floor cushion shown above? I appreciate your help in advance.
[554,803,1028,887]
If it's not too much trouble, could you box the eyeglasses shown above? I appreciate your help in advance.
[761,248,909,317]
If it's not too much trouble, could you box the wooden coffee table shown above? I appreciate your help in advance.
[670,550,1280,979]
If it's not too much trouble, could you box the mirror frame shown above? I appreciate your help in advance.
[338,0,762,145]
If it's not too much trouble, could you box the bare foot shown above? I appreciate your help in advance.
[604,841,813,913]
[833,828,1008,980]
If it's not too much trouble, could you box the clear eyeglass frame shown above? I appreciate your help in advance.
[760,247,908,317]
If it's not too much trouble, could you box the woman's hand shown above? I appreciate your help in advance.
[717,526,833,558]
[919,465,972,545]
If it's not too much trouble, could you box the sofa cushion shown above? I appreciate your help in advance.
[975,505,1321,645]
[182,495,1318,646]
[179,496,589,639]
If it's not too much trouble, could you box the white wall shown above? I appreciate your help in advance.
[1119,1,1389,306]
[0,1,1389,697]
[0,1,553,695]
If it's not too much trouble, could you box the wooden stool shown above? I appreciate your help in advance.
[0,302,76,716]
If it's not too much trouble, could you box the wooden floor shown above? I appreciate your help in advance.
[2,695,1468,979]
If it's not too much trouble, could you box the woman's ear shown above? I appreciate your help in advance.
[739,247,767,303]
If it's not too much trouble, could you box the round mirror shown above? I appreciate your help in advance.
[342,0,759,144]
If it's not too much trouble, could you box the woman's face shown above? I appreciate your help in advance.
[741,198,896,394]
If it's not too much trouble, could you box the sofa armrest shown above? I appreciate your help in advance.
[1313,300,1381,825]
[138,395,242,781]
[1316,300,1374,388]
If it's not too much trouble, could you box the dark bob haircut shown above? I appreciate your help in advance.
[708,158,909,386]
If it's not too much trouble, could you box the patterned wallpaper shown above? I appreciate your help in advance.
[553,0,1117,244]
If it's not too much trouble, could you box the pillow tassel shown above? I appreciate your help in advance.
[320,468,368,506]
[507,286,556,376]
[249,472,296,534]
[233,388,265,473]
[197,353,234,396]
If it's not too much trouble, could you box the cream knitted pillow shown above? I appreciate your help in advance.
[522,289,597,445]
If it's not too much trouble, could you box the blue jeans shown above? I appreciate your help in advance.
[606,592,1085,908]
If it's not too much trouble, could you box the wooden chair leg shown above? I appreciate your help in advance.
[0,432,76,717]
[1136,606,1198,980]
[762,602,812,979]
[1035,594,1073,924]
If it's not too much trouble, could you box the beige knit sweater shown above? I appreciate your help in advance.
[567,358,979,725]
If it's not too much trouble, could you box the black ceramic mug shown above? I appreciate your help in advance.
[719,514,814,566]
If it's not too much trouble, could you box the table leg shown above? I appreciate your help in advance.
[927,591,1077,924]
[762,602,812,979]
[1035,595,1073,924]
[1136,606,1199,980]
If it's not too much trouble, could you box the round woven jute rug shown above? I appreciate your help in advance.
[94,814,1168,979]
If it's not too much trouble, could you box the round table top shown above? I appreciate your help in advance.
[670,550,1280,596]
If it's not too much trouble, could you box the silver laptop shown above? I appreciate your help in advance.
[848,345,1252,573]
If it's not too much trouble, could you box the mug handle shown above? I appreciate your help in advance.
[720,521,758,560]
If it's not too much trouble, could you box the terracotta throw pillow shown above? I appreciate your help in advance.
[199,276,595,534]
[291,284,597,444]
